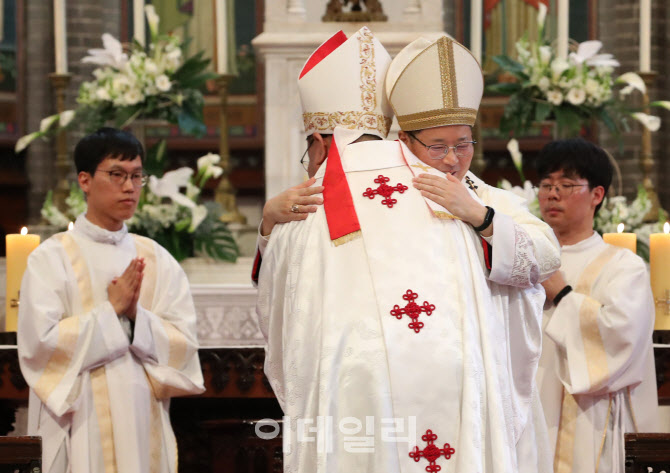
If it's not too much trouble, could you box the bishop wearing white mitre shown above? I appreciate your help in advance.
[257,29,561,473]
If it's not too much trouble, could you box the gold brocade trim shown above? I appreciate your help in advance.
[332,230,362,247]
[131,235,157,310]
[595,395,613,473]
[91,367,118,473]
[411,163,432,172]
[146,372,163,473]
[579,297,609,387]
[397,108,478,131]
[437,37,456,109]
[33,233,82,406]
[434,211,460,220]
[162,321,188,370]
[357,28,377,113]
[575,245,619,295]
[554,390,579,473]
[303,111,392,137]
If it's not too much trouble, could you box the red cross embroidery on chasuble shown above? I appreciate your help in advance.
[409,429,455,473]
[362,175,408,208]
[390,290,436,333]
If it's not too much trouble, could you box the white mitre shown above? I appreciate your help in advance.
[298,26,393,139]
[386,35,484,131]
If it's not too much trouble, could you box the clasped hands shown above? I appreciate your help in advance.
[107,257,144,321]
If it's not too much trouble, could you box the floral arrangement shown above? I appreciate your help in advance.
[488,4,668,139]
[16,5,214,152]
[499,138,665,261]
[41,151,239,263]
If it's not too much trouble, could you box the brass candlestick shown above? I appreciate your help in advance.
[49,73,72,212]
[215,74,247,224]
[638,71,661,222]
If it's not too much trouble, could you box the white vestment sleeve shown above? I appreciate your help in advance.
[256,222,292,411]
[544,252,654,395]
[17,240,130,417]
[130,243,205,399]
[475,177,560,286]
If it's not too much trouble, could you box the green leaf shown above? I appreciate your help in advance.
[492,55,526,75]
[534,102,552,122]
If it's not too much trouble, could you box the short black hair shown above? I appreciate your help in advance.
[536,138,613,214]
[74,127,144,175]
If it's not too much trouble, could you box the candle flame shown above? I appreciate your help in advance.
[665,222,670,234]
[617,223,624,233]
[68,222,74,231]
[20,227,28,235]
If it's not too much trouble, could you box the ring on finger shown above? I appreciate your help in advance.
[291,204,300,213]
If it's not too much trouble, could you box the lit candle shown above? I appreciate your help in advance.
[5,227,40,332]
[639,0,651,72]
[650,222,670,330]
[215,0,228,74]
[53,0,67,74]
[557,0,569,60]
[603,223,637,253]
[133,0,145,47]
[470,0,482,64]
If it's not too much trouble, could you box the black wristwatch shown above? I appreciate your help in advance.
[553,285,573,306]
[472,206,495,232]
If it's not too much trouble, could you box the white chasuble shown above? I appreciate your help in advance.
[257,127,560,473]
[537,232,658,473]
[18,215,205,473]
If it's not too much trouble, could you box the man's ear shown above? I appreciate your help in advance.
[312,133,330,166]
[398,130,410,146]
[592,185,606,208]
[78,171,91,196]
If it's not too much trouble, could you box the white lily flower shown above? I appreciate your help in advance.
[506,139,522,169]
[616,72,646,96]
[652,101,670,110]
[15,132,41,153]
[632,112,661,132]
[538,46,552,65]
[82,33,128,69]
[550,58,569,80]
[537,3,547,30]
[189,205,208,232]
[197,152,221,171]
[206,166,224,180]
[148,168,196,208]
[39,114,59,133]
[144,5,160,37]
[59,110,76,128]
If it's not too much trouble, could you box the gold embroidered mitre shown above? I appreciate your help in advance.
[386,36,484,131]
[298,27,393,139]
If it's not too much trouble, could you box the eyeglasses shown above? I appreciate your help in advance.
[96,169,148,187]
[536,183,589,197]
[408,133,476,160]
[300,137,314,172]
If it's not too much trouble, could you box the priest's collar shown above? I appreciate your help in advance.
[74,213,128,245]
[561,230,602,253]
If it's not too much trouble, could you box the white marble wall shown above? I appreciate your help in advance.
[253,0,446,200]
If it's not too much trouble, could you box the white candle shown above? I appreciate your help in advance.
[639,0,651,72]
[557,0,569,60]
[470,0,482,64]
[215,0,228,74]
[133,0,145,47]
[53,0,67,74]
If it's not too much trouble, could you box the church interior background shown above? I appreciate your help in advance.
[0,0,669,470]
